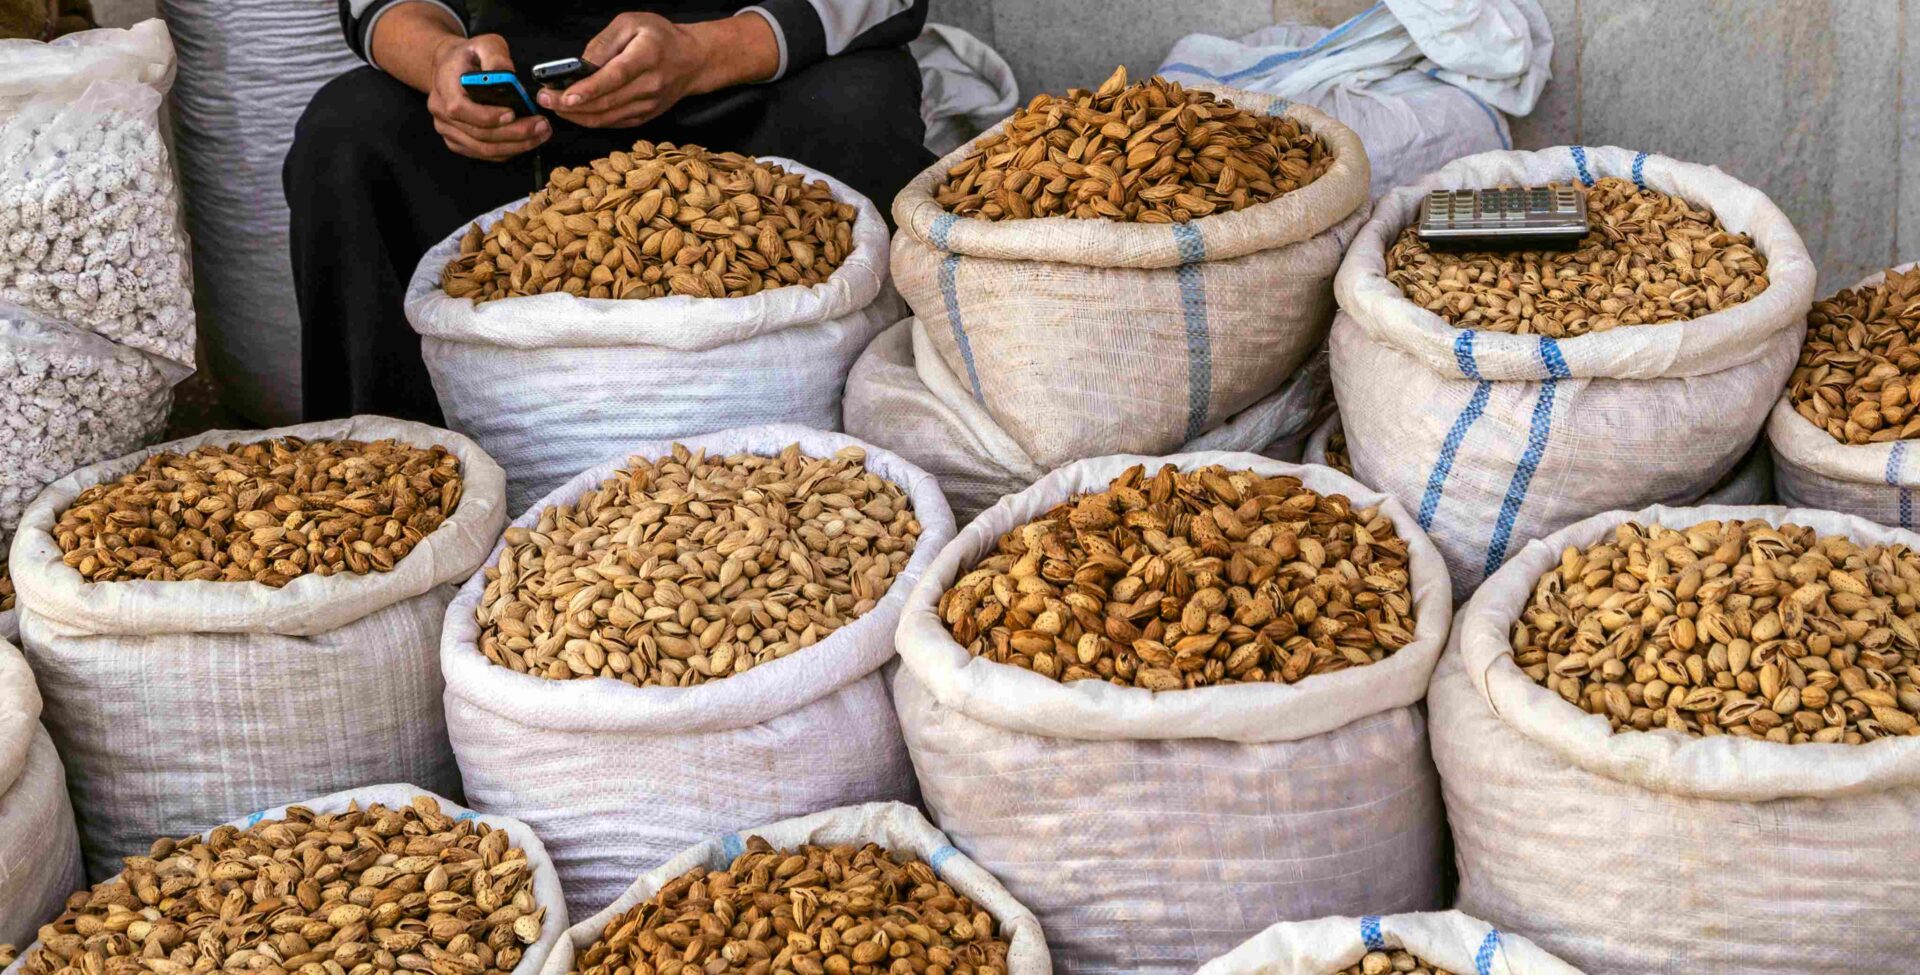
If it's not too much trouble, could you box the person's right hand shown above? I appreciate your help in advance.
[427,34,550,161]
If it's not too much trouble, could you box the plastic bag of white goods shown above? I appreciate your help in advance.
[1332,145,1815,602]
[891,74,1370,473]
[895,451,1453,975]
[8,416,506,879]
[1196,911,1581,975]
[1432,502,1920,973]
[0,21,195,368]
[844,317,1332,523]
[442,424,955,920]
[0,636,82,951]
[406,153,897,515]
[1769,262,1920,526]
[541,802,1050,975]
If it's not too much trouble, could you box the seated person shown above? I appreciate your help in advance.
[287,0,932,423]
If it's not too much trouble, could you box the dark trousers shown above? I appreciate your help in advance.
[284,48,931,424]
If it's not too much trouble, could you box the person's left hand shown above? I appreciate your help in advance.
[537,12,705,128]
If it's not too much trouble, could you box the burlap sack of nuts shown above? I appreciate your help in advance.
[7,416,507,879]
[1195,912,1580,975]
[538,802,1050,975]
[1768,262,1920,525]
[1332,145,1815,602]
[406,155,896,514]
[0,636,81,951]
[1431,503,1920,972]
[0,783,569,975]
[440,425,955,920]
[892,452,1452,975]
[889,83,1369,474]
[844,318,1332,524]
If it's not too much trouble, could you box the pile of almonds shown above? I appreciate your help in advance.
[1514,518,1920,743]
[569,837,1011,975]
[935,66,1331,223]
[1387,177,1769,336]
[52,437,461,586]
[1324,429,1352,477]
[476,443,920,685]
[1336,950,1455,975]
[939,463,1417,690]
[19,796,545,975]
[444,141,856,303]
[1785,265,1920,445]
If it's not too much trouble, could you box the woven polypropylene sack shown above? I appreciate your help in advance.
[1432,502,1920,974]
[407,159,896,514]
[1195,911,1581,975]
[8,416,507,879]
[890,92,1370,472]
[893,451,1453,975]
[540,802,1050,975]
[0,637,81,950]
[844,317,1332,523]
[442,425,955,920]
[0,782,569,975]
[1768,262,1920,527]
[1331,145,1815,603]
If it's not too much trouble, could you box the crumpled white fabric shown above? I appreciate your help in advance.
[912,23,1018,156]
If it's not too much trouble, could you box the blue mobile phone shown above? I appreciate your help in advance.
[459,71,539,117]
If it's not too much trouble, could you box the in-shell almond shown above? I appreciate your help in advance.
[1785,265,1920,445]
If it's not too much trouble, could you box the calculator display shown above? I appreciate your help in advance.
[1415,185,1590,251]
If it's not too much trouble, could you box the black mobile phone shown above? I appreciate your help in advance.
[459,71,539,116]
[532,58,599,88]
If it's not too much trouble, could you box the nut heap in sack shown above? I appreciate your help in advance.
[50,436,462,586]
[442,141,855,303]
[476,442,920,685]
[569,837,1013,975]
[17,796,545,975]
[1385,176,1768,337]
[938,462,1417,690]
[1337,952,1453,975]
[934,66,1332,222]
[1514,516,1920,742]
[1785,265,1920,445]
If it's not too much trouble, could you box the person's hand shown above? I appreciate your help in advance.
[428,33,551,160]
[536,12,707,129]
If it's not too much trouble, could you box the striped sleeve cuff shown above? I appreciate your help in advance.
[742,0,824,81]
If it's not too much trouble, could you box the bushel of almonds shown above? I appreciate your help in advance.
[1334,951,1455,975]
[476,443,919,685]
[1388,176,1768,336]
[934,65,1331,222]
[568,837,1012,975]
[938,463,1416,690]
[18,796,546,975]
[443,141,855,303]
[1515,518,1920,743]
[1786,265,1920,445]
[52,437,461,586]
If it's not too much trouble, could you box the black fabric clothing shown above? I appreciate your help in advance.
[284,45,930,424]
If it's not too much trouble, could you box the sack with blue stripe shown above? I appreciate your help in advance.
[889,90,1370,474]
[844,316,1334,524]
[1331,145,1816,603]
[1769,261,1920,526]
[537,802,1051,975]
[1195,911,1581,975]
[1432,502,1920,973]
[0,634,81,952]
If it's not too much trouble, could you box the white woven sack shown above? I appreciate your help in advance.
[1432,502,1920,974]
[406,158,895,514]
[894,451,1453,975]
[1196,911,1582,975]
[540,801,1050,975]
[891,92,1370,472]
[1768,261,1920,526]
[0,637,81,950]
[442,424,955,920]
[1332,145,1815,603]
[844,317,1332,523]
[8,416,507,880]
[0,782,569,975]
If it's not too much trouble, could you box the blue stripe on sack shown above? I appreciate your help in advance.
[1159,3,1385,84]
[721,834,745,861]
[1418,331,1490,530]
[456,811,477,822]
[1483,336,1570,577]
[928,845,960,871]
[1266,98,1292,115]
[930,212,957,250]
[245,811,266,828]
[1425,68,1511,150]
[1631,151,1648,189]
[1173,222,1213,441]
[1359,916,1385,951]
[1569,145,1595,186]
[1453,329,1482,379]
[937,253,985,401]
[1886,441,1912,528]
[1475,930,1503,975]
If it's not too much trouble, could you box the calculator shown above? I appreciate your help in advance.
[1415,185,1590,251]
